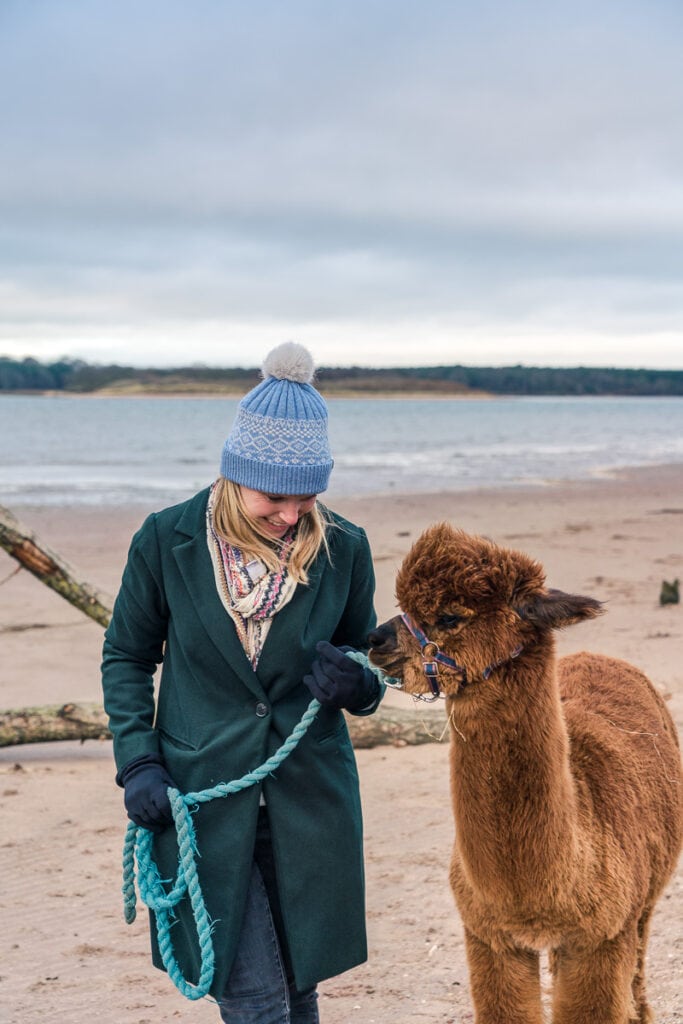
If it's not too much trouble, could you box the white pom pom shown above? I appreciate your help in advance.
[261,342,315,384]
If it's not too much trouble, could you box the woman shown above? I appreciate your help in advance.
[101,342,381,1023]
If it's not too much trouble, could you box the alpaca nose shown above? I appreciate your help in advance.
[367,622,397,652]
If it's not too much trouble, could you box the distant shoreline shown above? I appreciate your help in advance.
[3,359,683,398]
[5,388,683,401]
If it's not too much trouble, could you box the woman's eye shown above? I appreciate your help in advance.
[437,613,463,628]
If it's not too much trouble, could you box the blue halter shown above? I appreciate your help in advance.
[400,611,524,700]
[400,612,466,700]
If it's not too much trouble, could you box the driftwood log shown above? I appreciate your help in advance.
[0,504,446,749]
[0,701,446,749]
[0,702,111,747]
[0,504,113,627]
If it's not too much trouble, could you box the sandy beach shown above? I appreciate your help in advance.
[1,464,682,1023]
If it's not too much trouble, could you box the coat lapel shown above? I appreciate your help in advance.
[172,491,267,701]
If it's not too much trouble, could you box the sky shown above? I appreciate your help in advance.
[1,0,682,370]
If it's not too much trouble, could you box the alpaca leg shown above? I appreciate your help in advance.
[464,929,543,1024]
[630,908,654,1024]
[551,926,639,1024]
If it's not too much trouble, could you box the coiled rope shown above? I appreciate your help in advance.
[121,696,321,1001]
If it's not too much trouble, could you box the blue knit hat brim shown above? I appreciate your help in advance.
[220,448,333,494]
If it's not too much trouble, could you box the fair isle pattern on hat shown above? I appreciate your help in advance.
[220,342,334,494]
[228,410,331,465]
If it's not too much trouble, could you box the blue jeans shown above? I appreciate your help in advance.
[218,812,319,1023]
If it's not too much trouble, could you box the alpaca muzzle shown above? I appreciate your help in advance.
[383,613,525,699]
[369,614,523,700]
[368,614,465,700]
[366,621,407,691]
[399,612,466,700]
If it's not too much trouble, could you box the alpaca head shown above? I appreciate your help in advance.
[368,522,603,697]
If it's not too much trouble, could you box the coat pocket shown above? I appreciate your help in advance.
[157,725,199,752]
[313,715,348,746]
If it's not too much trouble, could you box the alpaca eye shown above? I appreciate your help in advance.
[437,613,463,628]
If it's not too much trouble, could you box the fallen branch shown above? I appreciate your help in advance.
[0,701,447,749]
[345,704,447,748]
[0,702,111,747]
[0,504,113,627]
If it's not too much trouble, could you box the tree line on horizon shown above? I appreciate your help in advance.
[1,355,682,396]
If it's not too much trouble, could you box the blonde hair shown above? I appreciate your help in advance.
[211,477,331,585]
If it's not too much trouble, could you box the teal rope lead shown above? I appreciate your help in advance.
[122,696,321,1001]
[120,653,391,1002]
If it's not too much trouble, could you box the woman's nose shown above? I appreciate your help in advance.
[281,502,302,524]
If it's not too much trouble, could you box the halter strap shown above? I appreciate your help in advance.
[400,611,524,698]
[400,612,467,698]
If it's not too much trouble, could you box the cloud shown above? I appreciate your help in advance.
[0,0,682,367]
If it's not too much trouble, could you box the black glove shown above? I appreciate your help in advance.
[117,753,177,833]
[303,641,380,712]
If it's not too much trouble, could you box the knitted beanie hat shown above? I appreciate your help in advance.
[220,342,334,494]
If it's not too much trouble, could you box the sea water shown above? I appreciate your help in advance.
[0,394,682,506]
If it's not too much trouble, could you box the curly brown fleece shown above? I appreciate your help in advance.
[369,522,682,1024]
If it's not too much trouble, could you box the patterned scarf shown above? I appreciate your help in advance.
[206,486,298,669]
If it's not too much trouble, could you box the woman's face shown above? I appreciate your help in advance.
[239,487,317,540]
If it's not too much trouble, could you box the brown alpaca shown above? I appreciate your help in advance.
[368,523,682,1024]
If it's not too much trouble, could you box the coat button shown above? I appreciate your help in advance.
[255,702,268,718]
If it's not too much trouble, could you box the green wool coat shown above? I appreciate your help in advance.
[101,487,379,998]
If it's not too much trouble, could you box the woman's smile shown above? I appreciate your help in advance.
[239,487,318,538]
[263,517,290,536]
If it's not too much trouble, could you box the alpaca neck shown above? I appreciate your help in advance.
[449,642,581,907]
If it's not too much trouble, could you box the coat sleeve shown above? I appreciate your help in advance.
[330,526,383,717]
[101,513,170,771]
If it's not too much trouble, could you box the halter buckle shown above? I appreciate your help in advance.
[422,660,442,698]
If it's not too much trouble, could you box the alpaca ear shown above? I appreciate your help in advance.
[516,588,604,630]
